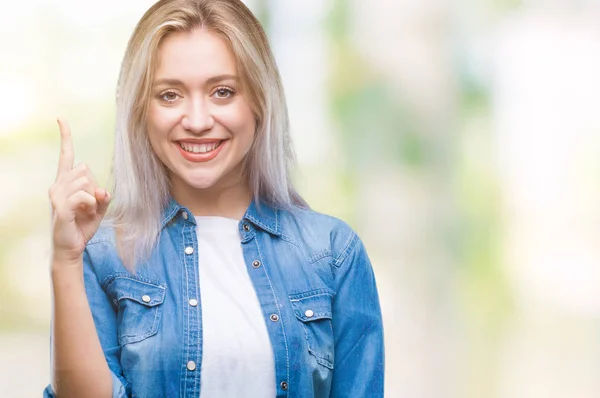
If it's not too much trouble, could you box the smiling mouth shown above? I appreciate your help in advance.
[179,140,224,154]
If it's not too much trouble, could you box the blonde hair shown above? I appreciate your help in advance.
[105,0,306,268]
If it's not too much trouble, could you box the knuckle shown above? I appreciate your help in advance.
[74,163,86,173]
[79,166,91,178]
[72,176,88,190]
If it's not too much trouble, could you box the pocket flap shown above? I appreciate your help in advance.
[110,277,166,307]
[289,291,333,322]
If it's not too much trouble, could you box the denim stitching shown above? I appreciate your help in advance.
[255,237,289,397]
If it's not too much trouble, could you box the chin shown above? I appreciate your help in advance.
[185,177,219,190]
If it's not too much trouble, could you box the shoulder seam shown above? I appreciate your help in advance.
[332,231,358,268]
[278,232,299,249]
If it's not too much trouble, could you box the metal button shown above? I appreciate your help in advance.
[304,309,314,318]
[280,381,288,391]
[270,314,279,322]
[252,260,261,268]
[141,295,151,303]
[184,246,194,255]
[243,224,250,232]
[189,298,198,307]
[187,361,196,371]
[181,211,188,220]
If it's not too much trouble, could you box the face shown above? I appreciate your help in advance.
[146,28,256,197]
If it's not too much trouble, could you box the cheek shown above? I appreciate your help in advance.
[218,104,256,141]
[148,103,166,127]
[147,104,177,144]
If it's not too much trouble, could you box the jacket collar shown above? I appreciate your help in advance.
[242,199,281,236]
[160,196,281,237]
[160,197,183,230]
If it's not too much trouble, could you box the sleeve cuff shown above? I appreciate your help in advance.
[43,373,127,398]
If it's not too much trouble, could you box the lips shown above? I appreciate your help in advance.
[176,139,227,162]
[179,140,222,154]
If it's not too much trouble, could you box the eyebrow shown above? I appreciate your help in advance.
[153,74,238,87]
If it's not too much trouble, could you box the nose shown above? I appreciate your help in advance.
[181,98,214,134]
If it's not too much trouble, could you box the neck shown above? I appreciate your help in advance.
[170,178,252,220]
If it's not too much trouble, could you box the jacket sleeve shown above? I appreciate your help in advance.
[43,248,129,398]
[330,232,385,397]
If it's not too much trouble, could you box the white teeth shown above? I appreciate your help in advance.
[180,141,221,154]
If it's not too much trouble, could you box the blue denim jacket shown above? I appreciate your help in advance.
[44,199,384,397]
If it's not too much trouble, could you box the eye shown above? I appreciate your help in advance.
[158,90,180,103]
[213,86,235,100]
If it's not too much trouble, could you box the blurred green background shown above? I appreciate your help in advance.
[1,1,600,397]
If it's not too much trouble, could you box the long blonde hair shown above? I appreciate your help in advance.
[105,0,306,268]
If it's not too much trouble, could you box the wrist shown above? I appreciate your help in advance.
[51,247,83,264]
[50,253,83,275]
[51,261,84,289]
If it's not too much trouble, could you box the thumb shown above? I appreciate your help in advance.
[95,188,111,217]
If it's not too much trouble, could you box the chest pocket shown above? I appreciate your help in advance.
[107,277,166,346]
[289,290,335,370]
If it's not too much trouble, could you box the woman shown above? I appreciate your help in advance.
[45,0,384,397]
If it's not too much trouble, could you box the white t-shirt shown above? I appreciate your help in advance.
[195,216,276,398]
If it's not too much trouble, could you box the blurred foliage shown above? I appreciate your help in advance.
[326,0,425,172]
[325,0,514,396]
[454,49,515,398]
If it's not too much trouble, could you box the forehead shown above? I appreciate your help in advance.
[155,28,237,79]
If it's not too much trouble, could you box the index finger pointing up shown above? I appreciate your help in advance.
[56,117,74,176]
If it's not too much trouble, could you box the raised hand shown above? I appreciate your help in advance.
[48,118,111,265]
